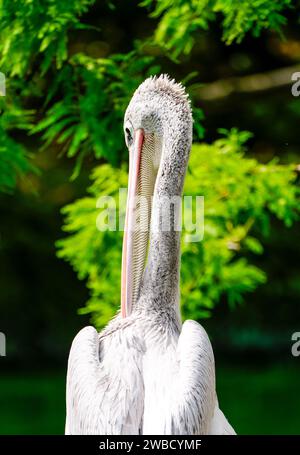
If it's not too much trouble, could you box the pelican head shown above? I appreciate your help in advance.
[121,74,193,318]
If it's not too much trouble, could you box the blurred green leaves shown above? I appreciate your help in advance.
[0,0,96,76]
[0,0,299,325]
[57,130,299,327]
[56,164,128,326]
[0,0,294,189]
[32,47,158,175]
[142,0,293,57]
[0,97,36,192]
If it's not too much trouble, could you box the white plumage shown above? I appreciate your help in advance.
[66,318,235,434]
[65,75,236,435]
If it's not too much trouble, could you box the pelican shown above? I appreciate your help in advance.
[65,75,235,435]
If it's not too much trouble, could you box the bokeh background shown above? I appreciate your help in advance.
[0,0,300,435]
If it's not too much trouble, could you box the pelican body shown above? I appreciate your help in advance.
[65,75,235,435]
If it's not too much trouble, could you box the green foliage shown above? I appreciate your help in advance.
[181,129,299,318]
[0,98,36,192]
[142,0,293,57]
[0,0,294,188]
[0,0,98,193]
[0,0,299,326]
[56,164,128,326]
[0,0,96,76]
[32,47,159,174]
[214,0,292,44]
[57,130,299,327]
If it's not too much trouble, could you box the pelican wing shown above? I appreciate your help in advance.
[170,320,235,434]
[65,326,144,435]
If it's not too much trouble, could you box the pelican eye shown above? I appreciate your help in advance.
[124,121,134,148]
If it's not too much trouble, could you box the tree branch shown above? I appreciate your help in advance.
[196,64,300,101]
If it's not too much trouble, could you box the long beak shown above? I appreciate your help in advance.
[121,129,144,318]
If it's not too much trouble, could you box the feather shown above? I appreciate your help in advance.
[65,74,235,435]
